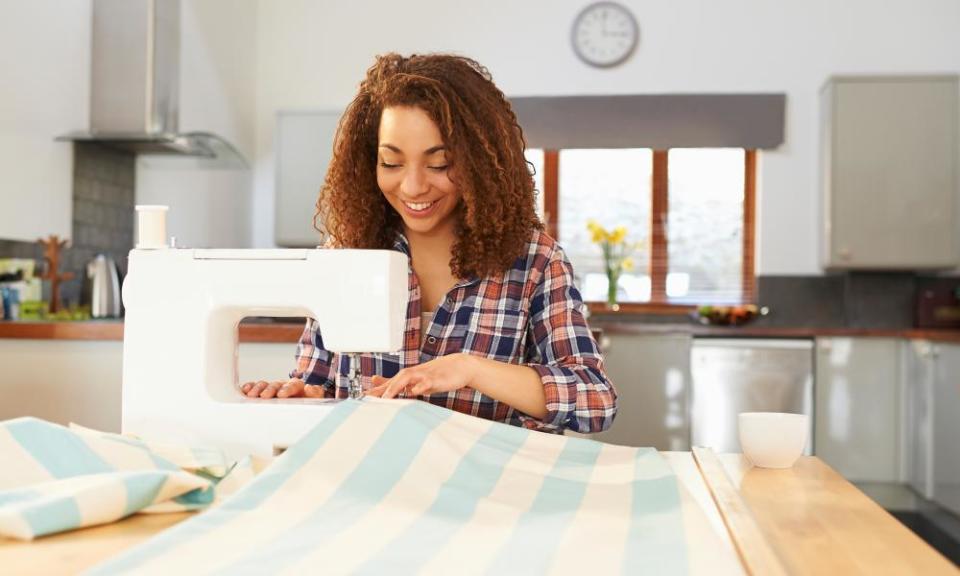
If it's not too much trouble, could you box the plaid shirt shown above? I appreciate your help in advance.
[290,229,617,433]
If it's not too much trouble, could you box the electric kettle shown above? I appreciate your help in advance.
[84,254,123,318]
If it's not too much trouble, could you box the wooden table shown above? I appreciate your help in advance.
[1,454,955,575]
[715,454,957,575]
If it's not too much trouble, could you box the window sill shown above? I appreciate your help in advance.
[586,302,698,316]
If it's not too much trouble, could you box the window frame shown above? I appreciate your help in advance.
[541,148,757,314]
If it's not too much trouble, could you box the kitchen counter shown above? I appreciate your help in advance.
[594,322,960,343]
[0,320,304,343]
[3,320,959,344]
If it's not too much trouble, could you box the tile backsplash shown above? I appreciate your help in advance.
[0,144,134,306]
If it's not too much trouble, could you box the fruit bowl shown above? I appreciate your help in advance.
[693,304,769,326]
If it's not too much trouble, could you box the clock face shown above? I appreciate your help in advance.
[571,2,639,68]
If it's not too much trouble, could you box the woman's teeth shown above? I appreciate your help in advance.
[404,201,435,211]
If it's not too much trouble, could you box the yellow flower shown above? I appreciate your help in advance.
[609,226,627,245]
[587,220,612,244]
[622,257,635,271]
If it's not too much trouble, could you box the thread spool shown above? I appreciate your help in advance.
[135,205,169,249]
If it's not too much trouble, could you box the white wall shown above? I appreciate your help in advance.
[136,0,258,249]
[251,0,960,274]
[0,0,90,242]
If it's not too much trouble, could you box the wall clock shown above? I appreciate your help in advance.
[571,2,639,68]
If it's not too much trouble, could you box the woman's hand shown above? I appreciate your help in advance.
[366,353,478,399]
[240,378,325,399]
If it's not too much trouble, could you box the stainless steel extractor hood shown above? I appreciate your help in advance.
[58,0,247,168]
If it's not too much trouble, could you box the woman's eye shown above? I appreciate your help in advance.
[379,162,400,169]
[428,165,449,172]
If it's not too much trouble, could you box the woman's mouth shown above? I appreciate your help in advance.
[401,199,439,217]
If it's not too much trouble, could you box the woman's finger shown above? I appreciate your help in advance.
[386,372,424,399]
[365,382,388,397]
[246,380,268,398]
[382,373,410,399]
[410,382,431,396]
[276,379,305,398]
[259,381,284,399]
[303,384,326,398]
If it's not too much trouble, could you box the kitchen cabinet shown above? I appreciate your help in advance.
[904,339,936,499]
[582,332,692,450]
[815,337,901,483]
[274,110,342,247]
[820,76,959,269]
[0,2,88,243]
[932,342,960,515]
[903,340,960,515]
[0,338,295,433]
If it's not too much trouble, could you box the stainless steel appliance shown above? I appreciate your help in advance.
[83,254,123,318]
[57,0,245,167]
[691,338,814,454]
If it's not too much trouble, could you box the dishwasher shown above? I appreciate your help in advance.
[690,338,814,454]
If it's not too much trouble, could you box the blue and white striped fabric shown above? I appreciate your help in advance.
[89,398,698,575]
[0,418,240,540]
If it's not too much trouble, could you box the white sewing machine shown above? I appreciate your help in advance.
[121,247,409,459]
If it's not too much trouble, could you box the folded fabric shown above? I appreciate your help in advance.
[69,422,233,478]
[0,417,225,540]
[89,398,710,575]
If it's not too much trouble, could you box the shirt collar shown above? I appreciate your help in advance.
[391,230,480,288]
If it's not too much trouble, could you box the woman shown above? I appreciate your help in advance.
[242,53,616,433]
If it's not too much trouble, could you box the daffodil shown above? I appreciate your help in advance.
[609,226,627,245]
[584,220,641,307]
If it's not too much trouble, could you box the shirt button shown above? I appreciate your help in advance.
[445,297,453,306]
[427,336,437,344]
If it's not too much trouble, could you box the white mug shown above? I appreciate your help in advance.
[738,412,808,469]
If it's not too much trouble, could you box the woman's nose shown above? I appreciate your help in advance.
[400,166,428,197]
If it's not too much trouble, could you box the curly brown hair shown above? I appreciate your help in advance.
[315,52,542,279]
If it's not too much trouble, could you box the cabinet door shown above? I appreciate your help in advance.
[580,333,691,450]
[933,343,960,515]
[903,340,935,499]
[815,337,900,482]
[0,339,123,432]
[822,76,958,269]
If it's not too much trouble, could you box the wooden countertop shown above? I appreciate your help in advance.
[1,320,959,344]
[0,321,304,343]
[1,453,953,575]
[593,322,960,343]
[717,454,957,575]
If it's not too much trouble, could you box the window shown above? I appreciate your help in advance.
[532,148,756,309]
[558,149,652,303]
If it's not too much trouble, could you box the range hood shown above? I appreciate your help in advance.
[58,0,247,168]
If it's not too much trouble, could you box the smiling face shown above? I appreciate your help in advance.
[377,106,462,240]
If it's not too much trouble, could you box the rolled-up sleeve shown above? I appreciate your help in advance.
[289,318,336,397]
[524,248,617,433]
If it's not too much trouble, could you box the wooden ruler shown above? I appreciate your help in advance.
[692,446,789,576]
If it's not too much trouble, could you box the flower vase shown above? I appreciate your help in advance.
[606,271,620,311]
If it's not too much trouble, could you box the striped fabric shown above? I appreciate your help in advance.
[88,398,700,576]
[0,418,253,540]
[292,229,617,434]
